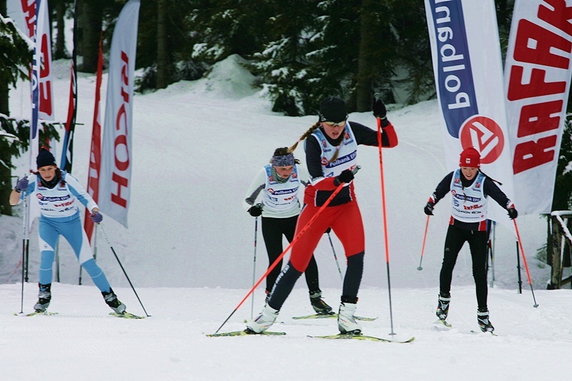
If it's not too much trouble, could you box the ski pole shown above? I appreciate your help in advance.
[214,181,349,334]
[513,219,539,307]
[250,217,259,320]
[19,195,30,314]
[99,224,151,317]
[488,221,496,288]
[376,116,396,336]
[516,241,522,294]
[417,215,430,271]
[327,231,343,281]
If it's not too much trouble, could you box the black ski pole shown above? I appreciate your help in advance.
[99,224,151,317]
[20,197,30,314]
[489,221,496,287]
[250,217,259,320]
[327,231,343,281]
[516,241,522,294]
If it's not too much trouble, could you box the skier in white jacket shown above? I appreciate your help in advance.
[244,147,332,314]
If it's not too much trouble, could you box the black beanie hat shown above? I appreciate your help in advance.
[36,148,56,168]
[319,97,348,123]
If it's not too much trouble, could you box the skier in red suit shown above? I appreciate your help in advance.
[247,96,398,334]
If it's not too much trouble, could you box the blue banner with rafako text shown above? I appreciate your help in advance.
[427,0,478,138]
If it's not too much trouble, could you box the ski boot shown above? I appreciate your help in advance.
[477,309,494,333]
[34,283,52,312]
[338,302,361,334]
[246,304,279,333]
[309,291,333,315]
[102,288,126,314]
[436,293,451,321]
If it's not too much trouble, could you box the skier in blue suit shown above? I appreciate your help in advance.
[10,148,126,314]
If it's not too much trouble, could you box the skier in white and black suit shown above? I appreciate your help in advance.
[9,148,126,315]
[244,147,332,314]
[424,147,518,332]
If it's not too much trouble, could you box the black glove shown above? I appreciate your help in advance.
[334,169,354,185]
[248,204,263,217]
[507,207,518,220]
[424,201,435,216]
[372,98,387,119]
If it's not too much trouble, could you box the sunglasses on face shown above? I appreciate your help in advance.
[322,120,346,127]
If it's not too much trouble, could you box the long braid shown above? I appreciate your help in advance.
[288,122,321,153]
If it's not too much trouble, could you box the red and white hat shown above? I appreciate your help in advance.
[459,147,480,168]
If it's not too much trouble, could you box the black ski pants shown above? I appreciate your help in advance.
[261,216,320,295]
[439,224,489,310]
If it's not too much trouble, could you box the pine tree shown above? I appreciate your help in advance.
[250,0,318,116]
[1,2,32,215]
[189,0,272,63]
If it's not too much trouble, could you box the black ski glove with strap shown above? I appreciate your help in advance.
[248,204,263,217]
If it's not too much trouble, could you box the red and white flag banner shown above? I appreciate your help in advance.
[84,38,104,243]
[21,0,54,121]
[19,0,35,38]
[99,0,140,228]
[424,0,515,223]
[504,0,572,215]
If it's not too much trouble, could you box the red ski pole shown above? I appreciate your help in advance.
[513,219,539,307]
[417,215,430,271]
[214,180,349,334]
[376,117,396,336]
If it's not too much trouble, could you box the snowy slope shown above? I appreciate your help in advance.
[1,53,568,380]
[3,54,549,291]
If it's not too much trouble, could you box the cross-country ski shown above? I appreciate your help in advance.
[207,330,286,337]
[307,333,415,343]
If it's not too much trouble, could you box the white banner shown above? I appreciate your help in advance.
[424,0,515,223]
[99,0,140,227]
[504,0,572,215]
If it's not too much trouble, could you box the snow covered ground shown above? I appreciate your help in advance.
[1,29,570,380]
[1,283,571,380]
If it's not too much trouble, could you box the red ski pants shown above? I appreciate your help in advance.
[289,200,365,272]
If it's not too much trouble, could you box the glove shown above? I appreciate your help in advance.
[90,212,103,223]
[15,176,29,192]
[507,207,518,220]
[334,169,354,185]
[424,201,435,216]
[248,204,263,217]
[372,98,387,119]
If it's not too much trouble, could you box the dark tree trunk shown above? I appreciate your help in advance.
[355,0,376,112]
[54,0,67,59]
[156,0,169,89]
[80,0,102,73]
